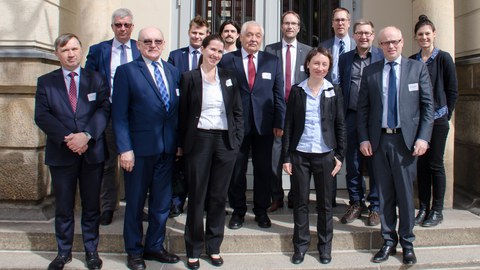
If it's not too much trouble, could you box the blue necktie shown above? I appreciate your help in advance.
[152,62,170,111]
[387,62,398,128]
[120,44,127,65]
[191,50,199,70]
[339,40,345,56]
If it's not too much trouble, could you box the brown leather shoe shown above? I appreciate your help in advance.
[341,202,362,224]
[367,210,380,226]
[267,200,284,212]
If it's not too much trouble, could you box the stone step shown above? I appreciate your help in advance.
[1,200,479,254]
[0,245,480,269]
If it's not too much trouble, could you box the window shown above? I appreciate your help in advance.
[195,0,255,34]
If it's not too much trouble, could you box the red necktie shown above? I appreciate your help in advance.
[68,72,77,112]
[248,54,256,91]
[285,44,292,101]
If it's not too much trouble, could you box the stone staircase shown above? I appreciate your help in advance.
[0,191,480,269]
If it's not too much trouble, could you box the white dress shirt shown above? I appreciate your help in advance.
[381,57,402,128]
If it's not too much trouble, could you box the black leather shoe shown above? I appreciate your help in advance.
[209,255,224,267]
[127,254,146,270]
[169,204,183,218]
[228,214,244,229]
[291,252,305,264]
[372,245,396,263]
[99,210,113,226]
[187,259,200,269]
[48,254,72,270]
[320,256,332,264]
[144,249,180,264]
[267,200,284,212]
[402,248,417,265]
[414,209,428,226]
[85,252,103,270]
[255,214,272,228]
[421,210,443,227]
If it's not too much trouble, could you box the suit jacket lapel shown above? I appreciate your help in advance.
[218,68,231,112]
[131,40,141,59]
[163,60,180,111]
[102,40,113,86]
[137,58,162,101]
[52,69,74,114]
[182,47,190,72]
[77,68,91,115]
[233,51,249,92]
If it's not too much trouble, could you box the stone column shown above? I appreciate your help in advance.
[411,0,455,208]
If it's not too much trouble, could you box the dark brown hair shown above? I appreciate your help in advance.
[54,33,82,51]
[304,47,333,76]
[414,14,436,34]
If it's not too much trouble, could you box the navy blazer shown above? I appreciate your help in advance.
[219,50,286,135]
[264,41,312,87]
[35,68,110,166]
[178,68,244,154]
[282,84,346,163]
[338,46,384,113]
[320,36,356,84]
[357,57,434,152]
[168,46,190,74]
[85,39,141,89]
[112,56,181,156]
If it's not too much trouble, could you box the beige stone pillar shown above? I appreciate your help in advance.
[411,0,455,208]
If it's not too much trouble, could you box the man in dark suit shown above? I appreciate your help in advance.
[112,27,181,270]
[338,19,383,226]
[220,21,286,229]
[265,10,311,212]
[35,33,110,270]
[320,7,356,86]
[85,8,141,226]
[166,15,210,217]
[357,26,434,265]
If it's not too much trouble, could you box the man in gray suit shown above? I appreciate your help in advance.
[357,26,434,265]
[265,10,311,212]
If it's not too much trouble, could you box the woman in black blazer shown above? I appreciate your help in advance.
[282,47,346,265]
[179,34,244,269]
[410,15,458,227]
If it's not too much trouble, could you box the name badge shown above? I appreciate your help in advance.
[262,72,272,80]
[300,65,305,72]
[87,92,97,101]
[176,88,180,96]
[324,89,336,98]
[408,83,419,91]
[226,79,232,87]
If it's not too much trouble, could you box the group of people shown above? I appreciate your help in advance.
[34,6,457,270]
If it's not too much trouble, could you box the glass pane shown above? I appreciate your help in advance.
[195,0,255,35]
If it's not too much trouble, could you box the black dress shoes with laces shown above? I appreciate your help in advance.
[414,209,428,226]
[402,248,417,265]
[372,245,396,263]
[48,254,72,270]
[127,254,146,270]
[421,210,443,227]
[228,214,244,229]
[144,249,180,263]
[255,214,272,228]
[187,259,200,270]
[291,252,305,264]
[85,252,103,270]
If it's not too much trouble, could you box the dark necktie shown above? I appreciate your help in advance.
[248,54,256,91]
[339,40,345,56]
[120,44,127,65]
[285,44,292,101]
[387,62,398,128]
[152,62,170,111]
[68,72,77,112]
[191,50,199,70]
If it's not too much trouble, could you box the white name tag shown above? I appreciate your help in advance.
[262,72,272,80]
[324,89,336,98]
[408,83,419,91]
[176,88,180,96]
[226,79,232,87]
[87,92,97,101]
[300,65,305,72]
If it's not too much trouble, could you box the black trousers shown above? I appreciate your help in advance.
[373,132,416,248]
[271,135,293,203]
[290,150,334,257]
[228,131,273,217]
[417,118,449,212]
[100,119,119,212]
[184,130,237,258]
[50,159,104,255]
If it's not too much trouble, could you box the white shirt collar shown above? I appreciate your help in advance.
[282,38,298,48]
[241,47,259,59]
[62,66,81,77]
[113,38,131,49]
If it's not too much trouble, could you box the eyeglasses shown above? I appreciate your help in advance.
[379,39,402,47]
[140,39,164,46]
[113,23,133,29]
[355,31,373,37]
[283,22,299,26]
[333,18,349,23]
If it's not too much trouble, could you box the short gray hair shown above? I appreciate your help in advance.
[111,8,133,24]
[240,21,264,36]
